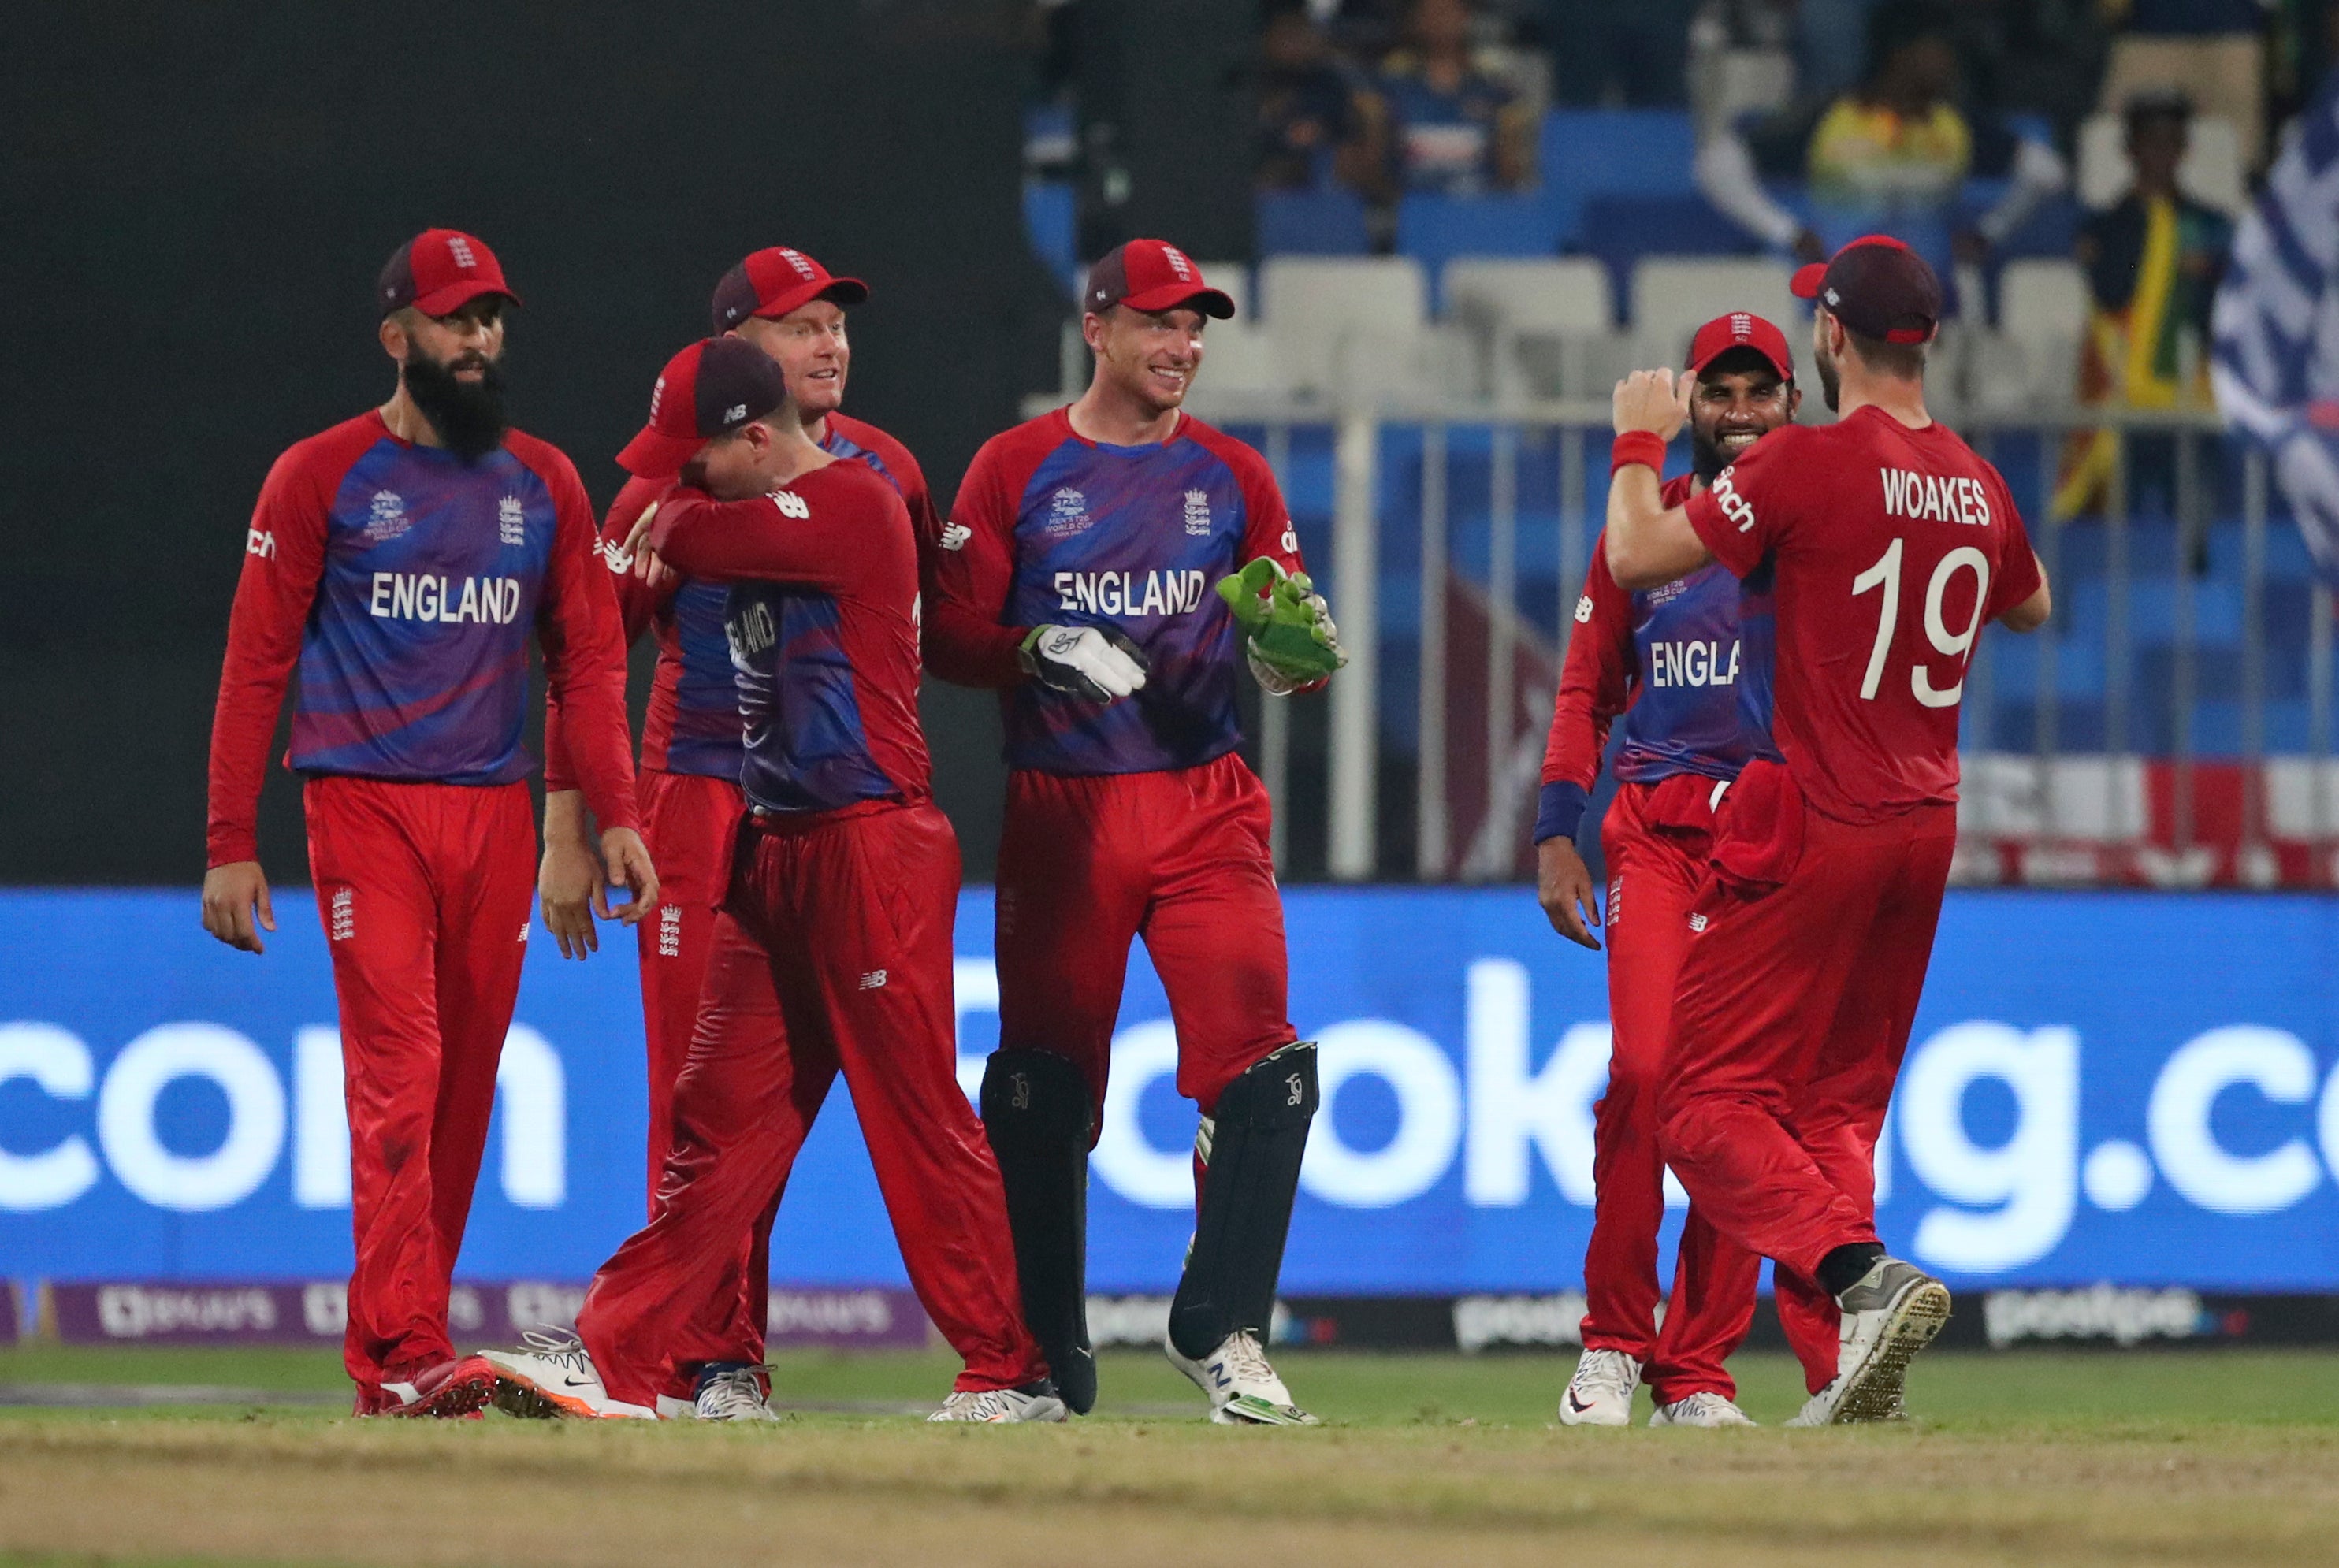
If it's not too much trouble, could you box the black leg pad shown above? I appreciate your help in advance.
[980,1048,1098,1414]
[1169,1041,1318,1362]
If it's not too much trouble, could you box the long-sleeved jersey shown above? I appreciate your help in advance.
[206,410,637,867]
[925,407,1303,776]
[644,459,927,816]
[545,412,937,790]
[1535,472,1777,845]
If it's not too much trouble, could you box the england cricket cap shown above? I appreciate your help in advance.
[711,247,870,333]
[1084,240,1236,319]
[1686,311,1794,381]
[1791,234,1939,345]
[377,229,521,318]
[617,337,790,478]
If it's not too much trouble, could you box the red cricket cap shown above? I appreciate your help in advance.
[617,337,792,478]
[710,247,869,333]
[1686,310,1794,381]
[1083,240,1235,319]
[1791,234,1940,345]
[378,229,520,318]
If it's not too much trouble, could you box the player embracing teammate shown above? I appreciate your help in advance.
[1605,236,2050,1425]
[927,240,1345,1424]
[1538,310,1830,1428]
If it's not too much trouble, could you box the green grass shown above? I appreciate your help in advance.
[6,1345,2339,1566]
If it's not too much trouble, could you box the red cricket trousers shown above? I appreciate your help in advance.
[1579,775,1765,1403]
[631,767,782,1369]
[303,776,535,1395]
[995,752,1297,1123]
[1658,763,1954,1342]
[577,801,1045,1407]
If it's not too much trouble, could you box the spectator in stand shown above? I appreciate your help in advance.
[1258,6,1377,192]
[1357,0,1536,199]
[1698,0,2068,273]
[1548,0,1698,108]
[2055,90,2233,519]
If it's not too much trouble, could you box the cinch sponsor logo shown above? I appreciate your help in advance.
[367,573,522,625]
[1052,569,1209,618]
[246,528,276,560]
[1711,469,1756,533]
[1882,468,1993,527]
[1647,638,1740,688]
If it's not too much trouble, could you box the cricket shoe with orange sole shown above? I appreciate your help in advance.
[357,1354,499,1418]
[481,1331,657,1420]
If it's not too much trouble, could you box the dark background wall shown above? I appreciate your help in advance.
[3,0,1069,883]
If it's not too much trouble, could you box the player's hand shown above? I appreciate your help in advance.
[1218,559,1345,690]
[538,834,604,960]
[1020,624,1149,703]
[598,827,660,925]
[622,501,675,590]
[1612,368,1690,442]
[200,861,276,954]
[1536,838,1601,950]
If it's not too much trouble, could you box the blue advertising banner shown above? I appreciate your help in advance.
[2,889,2336,1293]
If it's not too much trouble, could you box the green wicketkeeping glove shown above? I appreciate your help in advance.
[1215,557,1346,690]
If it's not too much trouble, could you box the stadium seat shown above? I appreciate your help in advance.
[2076,113,2246,215]
[1627,257,1798,367]
[1441,258,1617,400]
[1394,192,1565,310]
[1256,187,1373,257]
[1991,258,2089,407]
[1259,256,1430,397]
[1022,180,1077,291]
[1577,193,1762,323]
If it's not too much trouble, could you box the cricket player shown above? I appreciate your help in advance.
[485,337,1058,1422]
[927,240,1344,1425]
[200,229,653,1417]
[1605,236,2051,1424]
[1538,311,1814,1429]
[537,247,937,1418]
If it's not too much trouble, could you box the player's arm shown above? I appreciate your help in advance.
[541,478,674,958]
[646,482,871,589]
[1535,541,1634,950]
[1604,370,1714,590]
[535,460,656,927]
[202,451,329,953]
[1988,489,2053,634]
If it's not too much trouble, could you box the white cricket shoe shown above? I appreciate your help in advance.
[480,1331,657,1421]
[926,1383,1069,1423]
[1787,1258,1950,1426]
[1557,1347,1640,1426]
[1165,1330,1320,1426]
[1649,1391,1756,1427]
[686,1362,782,1422]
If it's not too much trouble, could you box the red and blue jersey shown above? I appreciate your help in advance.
[644,459,928,816]
[925,407,1304,776]
[546,413,937,793]
[206,411,638,867]
[1536,474,1777,845]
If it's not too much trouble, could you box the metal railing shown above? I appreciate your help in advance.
[1158,394,2326,884]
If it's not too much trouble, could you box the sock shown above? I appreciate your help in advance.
[1817,1242,1888,1299]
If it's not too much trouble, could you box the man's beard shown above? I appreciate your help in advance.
[403,346,510,460]
[1691,421,1731,483]
[1815,344,1843,412]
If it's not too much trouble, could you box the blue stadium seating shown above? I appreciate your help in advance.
[1021,180,1077,289]
[1256,187,1374,256]
[1394,191,1565,309]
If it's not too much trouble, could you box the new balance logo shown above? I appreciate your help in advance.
[658,905,681,958]
[772,489,810,520]
[1687,912,1709,933]
[939,521,971,551]
[858,969,888,990]
[329,889,355,942]
[1574,594,1593,624]
[597,537,633,574]
[1010,1072,1030,1111]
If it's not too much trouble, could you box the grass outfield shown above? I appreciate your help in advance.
[2,1346,2336,1566]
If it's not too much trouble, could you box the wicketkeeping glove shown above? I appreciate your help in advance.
[1215,557,1346,694]
[1019,624,1151,703]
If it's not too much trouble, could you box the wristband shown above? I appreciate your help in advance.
[1534,781,1590,845]
[1610,431,1666,477]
